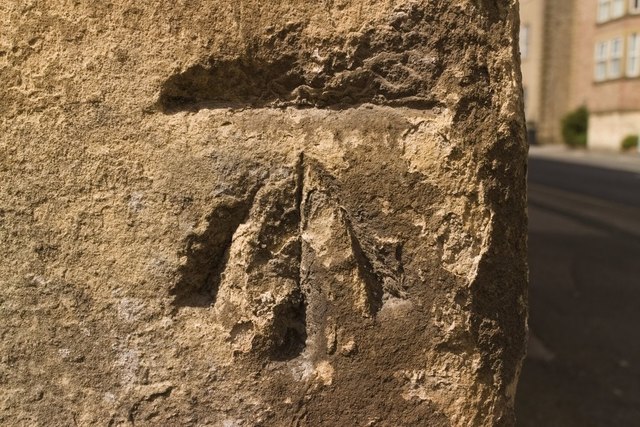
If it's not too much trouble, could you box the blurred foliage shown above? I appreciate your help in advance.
[621,134,639,151]
[561,106,588,148]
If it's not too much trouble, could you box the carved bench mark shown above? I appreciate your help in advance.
[171,153,406,361]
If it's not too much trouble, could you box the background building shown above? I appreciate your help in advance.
[520,0,640,150]
[520,0,575,146]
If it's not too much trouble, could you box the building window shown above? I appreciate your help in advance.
[612,0,625,18]
[598,0,626,21]
[595,41,609,81]
[609,38,624,78]
[628,33,640,77]
[631,0,640,14]
[598,0,611,22]
[607,37,623,79]
[595,38,627,80]
[520,25,530,59]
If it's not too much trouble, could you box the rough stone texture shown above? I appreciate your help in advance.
[0,1,527,426]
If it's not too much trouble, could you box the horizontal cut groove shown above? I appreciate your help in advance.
[157,51,443,113]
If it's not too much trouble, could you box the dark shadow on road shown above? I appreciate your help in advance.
[528,158,640,208]
[516,204,640,427]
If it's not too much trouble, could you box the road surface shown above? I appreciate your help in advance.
[516,151,640,426]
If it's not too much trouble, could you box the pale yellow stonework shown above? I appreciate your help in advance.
[0,1,527,425]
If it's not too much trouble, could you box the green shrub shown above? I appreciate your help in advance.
[621,134,639,151]
[561,106,588,148]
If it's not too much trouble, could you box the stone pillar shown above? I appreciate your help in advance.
[0,1,527,425]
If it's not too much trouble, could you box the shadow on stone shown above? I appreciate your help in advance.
[170,196,256,308]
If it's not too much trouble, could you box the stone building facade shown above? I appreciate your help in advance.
[521,0,640,150]
[519,0,575,145]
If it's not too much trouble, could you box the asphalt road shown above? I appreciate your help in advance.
[516,155,640,426]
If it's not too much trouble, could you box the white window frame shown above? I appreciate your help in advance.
[595,41,609,81]
[630,0,640,14]
[520,25,530,59]
[628,33,640,77]
[598,0,612,22]
[612,0,626,18]
[609,37,624,79]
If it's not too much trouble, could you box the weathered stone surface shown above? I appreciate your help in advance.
[0,1,527,425]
